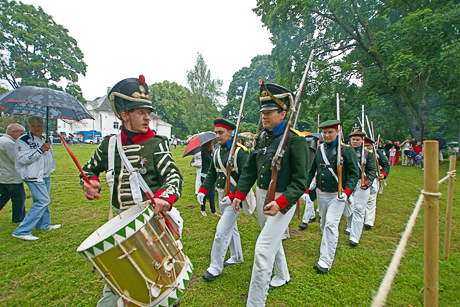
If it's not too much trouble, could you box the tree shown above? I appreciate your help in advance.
[149,81,189,138]
[0,0,86,101]
[222,55,276,132]
[185,53,222,133]
[254,0,460,141]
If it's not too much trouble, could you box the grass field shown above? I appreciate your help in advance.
[1,144,459,306]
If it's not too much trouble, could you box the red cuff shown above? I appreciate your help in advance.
[166,195,177,208]
[344,188,352,197]
[275,195,289,210]
[89,176,99,182]
[198,187,208,195]
[153,190,178,207]
[154,190,165,198]
[235,191,247,201]
[305,188,309,194]
[381,171,387,178]
[227,192,235,201]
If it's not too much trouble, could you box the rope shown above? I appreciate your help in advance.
[421,190,442,197]
[438,170,457,184]
[371,193,425,307]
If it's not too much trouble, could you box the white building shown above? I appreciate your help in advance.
[57,94,172,138]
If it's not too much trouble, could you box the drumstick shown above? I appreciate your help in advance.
[56,131,100,200]
[145,191,181,239]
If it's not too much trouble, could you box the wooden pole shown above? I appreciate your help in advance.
[443,154,456,260]
[424,141,439,307]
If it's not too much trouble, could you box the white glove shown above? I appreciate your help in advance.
[300,193,311,203]
[220,196,232,206]
[197,192,205,205]
[337,192,348,202]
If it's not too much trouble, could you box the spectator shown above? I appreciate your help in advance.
[394,141,401,165]
[413,141,422,155]
[406,149,416,167]
[384,140,393,157]
[435,134,446,161]
[415,153,423,167]
[12,116,60,241]
[389,146,396,165]
[0,124,26,223]
[400,139,412,166]
[410,137,417,147]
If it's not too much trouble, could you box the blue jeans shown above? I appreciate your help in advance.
[0,183,26,223]
[13,177,52,236]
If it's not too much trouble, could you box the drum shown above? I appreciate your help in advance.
[77,204,193,306]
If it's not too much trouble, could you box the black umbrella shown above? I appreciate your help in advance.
[0,86,94,137]
[183,131,216,157]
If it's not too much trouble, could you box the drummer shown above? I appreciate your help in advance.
[81,75,183,306]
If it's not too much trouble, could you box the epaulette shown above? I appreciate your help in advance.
[290,128,303,137]
[346,144,350,147]
[236,143,248,151]
[340,141,345,145]
[369,150,373,153]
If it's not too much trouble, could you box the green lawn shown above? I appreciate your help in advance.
[1,144,459,306]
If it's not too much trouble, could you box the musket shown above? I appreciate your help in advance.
[252,114,262,151]
[366,116,382,180]
[360,105,366,184]
[317,114,320,148]
[224,82,248,197]
[264,49,315,209]
[293,102,302,129]
[337,93,343,196]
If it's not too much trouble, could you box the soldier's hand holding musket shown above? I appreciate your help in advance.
[263,200,281,216]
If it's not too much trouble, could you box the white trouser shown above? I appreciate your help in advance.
[207,190,243,276]
[195,167,201,194]
[317,190,346,270]
[246,187,296,307]
[346,180,370,244]
[365,189,378,227]
[302,198,315,223]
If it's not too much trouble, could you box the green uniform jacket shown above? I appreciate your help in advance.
[354,147,377,187]
[235,129,309,214]
[81,131,183,210]
[198,143,249,199]
[307,143,360,196]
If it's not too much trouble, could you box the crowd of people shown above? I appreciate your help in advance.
[1,75,456,307]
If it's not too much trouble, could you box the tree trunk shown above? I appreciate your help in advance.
[394,93,428,142]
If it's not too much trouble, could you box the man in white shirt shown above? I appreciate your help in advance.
[12,116,60,241]
[0,124,26,223]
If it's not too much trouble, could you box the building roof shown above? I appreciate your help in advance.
[87,94,161,120]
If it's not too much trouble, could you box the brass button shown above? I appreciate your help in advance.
[121,179,125,183]
[260,175,263,178]
[262,166,264,168]
[141,146,145,149]
[123,147,127,150]
[120,191,124,194]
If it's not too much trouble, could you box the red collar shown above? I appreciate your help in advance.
[120,128,155,145]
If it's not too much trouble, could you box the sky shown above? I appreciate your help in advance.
[20,0,274,102]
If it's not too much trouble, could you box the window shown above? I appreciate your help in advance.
[113,121,119,129]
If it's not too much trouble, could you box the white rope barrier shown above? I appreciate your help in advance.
[438,170,457,185]
[371,193,426,307]
[372,168,450,307]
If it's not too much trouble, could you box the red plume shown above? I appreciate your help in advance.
[139,75,145,85]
